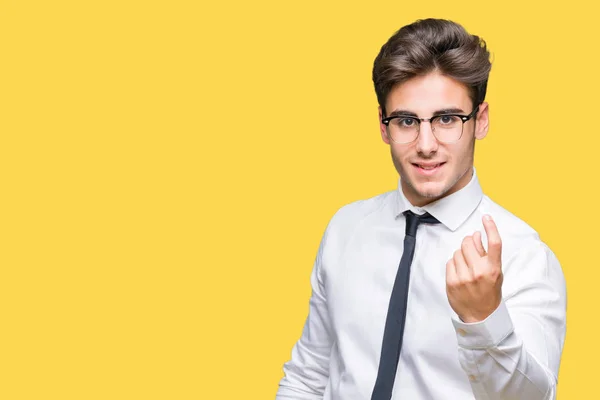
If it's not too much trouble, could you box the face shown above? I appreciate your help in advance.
[379,71,489,207]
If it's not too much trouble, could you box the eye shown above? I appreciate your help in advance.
[438,115,460,125]
[397,117,417,128]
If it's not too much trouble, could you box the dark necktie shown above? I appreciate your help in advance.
[370,210,440,400]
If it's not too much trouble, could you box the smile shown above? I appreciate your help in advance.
[412,162,445,175]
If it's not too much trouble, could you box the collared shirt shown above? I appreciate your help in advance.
[276,169,567,400]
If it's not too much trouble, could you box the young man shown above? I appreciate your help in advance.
[275,19,566,400]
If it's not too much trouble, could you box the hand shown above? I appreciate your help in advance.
[446,215,504,323]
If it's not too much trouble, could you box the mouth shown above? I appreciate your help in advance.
[412,162,446,175]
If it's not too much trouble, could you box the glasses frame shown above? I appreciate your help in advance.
[381,105,480,144]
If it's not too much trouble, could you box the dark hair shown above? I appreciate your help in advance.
[372,18,492,116]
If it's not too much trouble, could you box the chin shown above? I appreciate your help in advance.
[411,181,449,201]
[417,187,446,199]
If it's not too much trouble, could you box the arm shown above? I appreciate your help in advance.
[447,217,566,399]
[276,232,335,400]
[453,253,566,399]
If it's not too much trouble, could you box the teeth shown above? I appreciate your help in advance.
[419,164,439,170]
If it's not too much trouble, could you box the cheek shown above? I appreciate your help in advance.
[447,140,475,165]
[390,145,409,163]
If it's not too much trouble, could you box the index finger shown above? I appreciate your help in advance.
[461,236,481,268]
[473,231,486,257]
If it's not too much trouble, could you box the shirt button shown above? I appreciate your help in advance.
[457,328,467,336]
[469,375,477,382]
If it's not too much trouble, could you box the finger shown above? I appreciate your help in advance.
[483,215,502,265]
[453,249,472,282]
[446,258,458,286]
[473,231,486,257]
[461,235,481,268]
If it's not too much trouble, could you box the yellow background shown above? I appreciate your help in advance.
[0,0,595,398]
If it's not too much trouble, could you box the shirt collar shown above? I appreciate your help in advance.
[394,168,483,231]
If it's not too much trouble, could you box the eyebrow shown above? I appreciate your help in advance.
[387,108,466,118]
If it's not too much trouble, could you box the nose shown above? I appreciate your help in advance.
[415,122,439,156]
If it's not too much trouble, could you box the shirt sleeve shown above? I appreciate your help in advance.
[275,230,334,400]
[451,241,567,400]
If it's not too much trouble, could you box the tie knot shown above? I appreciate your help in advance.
[403,210,440,237]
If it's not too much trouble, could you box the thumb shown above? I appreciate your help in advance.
[483,215,502,265]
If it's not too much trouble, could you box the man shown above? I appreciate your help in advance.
[275,18,567,400]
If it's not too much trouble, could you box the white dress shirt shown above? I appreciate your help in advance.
[276,169,567,400]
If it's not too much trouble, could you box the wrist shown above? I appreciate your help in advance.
[458,301,502,323]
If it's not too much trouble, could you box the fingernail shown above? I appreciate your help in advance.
[484,215,492,221]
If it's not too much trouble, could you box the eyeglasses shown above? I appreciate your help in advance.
[381,106,479,144]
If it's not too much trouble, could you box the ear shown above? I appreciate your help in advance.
[379,106,390,144]
[474,102,489,140]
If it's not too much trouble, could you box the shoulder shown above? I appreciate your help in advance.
[316,189,396,261]
[326,189,396,234]
[477,195,544,251]
[478,195,565,292]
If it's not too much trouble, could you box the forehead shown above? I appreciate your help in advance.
[385,72,472,114]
